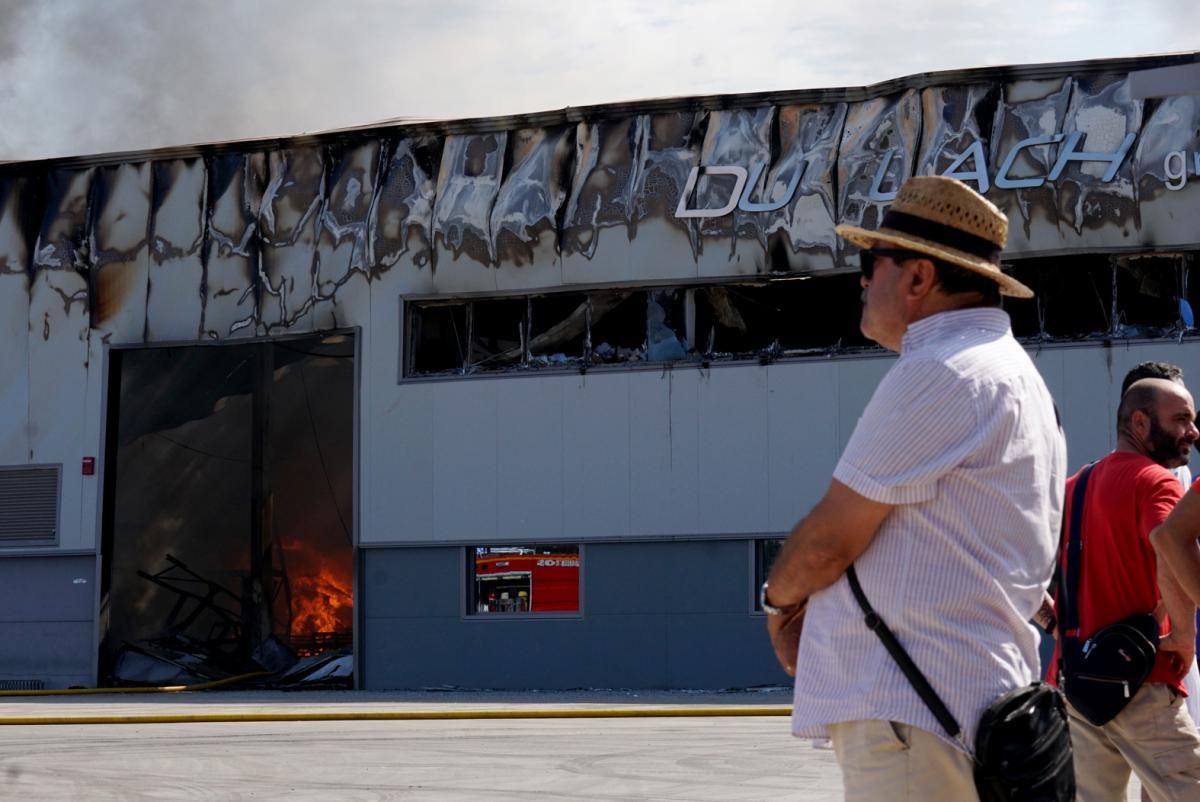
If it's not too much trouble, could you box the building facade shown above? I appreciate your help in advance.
[0,53,1198,690]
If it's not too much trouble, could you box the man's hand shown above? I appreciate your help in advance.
[1154,599,1197,676]
[766,604,807,676]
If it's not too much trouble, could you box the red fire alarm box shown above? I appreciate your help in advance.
[81,457,95,476]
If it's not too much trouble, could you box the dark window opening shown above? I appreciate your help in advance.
[1005,252,1199,342]
[1115,255,1195,336]
[528,293,589,366]
[469,297,527,372]
[588,291,647,364]
[1006,257,1112,340]
[469,544,581,615]
[408,303,468,374]
[405,274,886,378]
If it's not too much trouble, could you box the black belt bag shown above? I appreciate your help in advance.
[847,566,1074,802]
[1056,462,1160,726]
[1061,613,1159,726]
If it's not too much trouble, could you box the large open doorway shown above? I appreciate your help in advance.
[98,331,356,688]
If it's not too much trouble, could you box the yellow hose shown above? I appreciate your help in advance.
[0,671,272,698]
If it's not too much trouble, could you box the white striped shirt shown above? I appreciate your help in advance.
[791,307,1066,749]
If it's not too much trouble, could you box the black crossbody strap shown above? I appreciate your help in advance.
[1059,462,1097,643]
[846,564,962,740]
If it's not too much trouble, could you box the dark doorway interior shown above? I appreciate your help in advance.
[99,332,355,687]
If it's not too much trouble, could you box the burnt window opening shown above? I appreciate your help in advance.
[1115,254,1198,337]
[587,291,647,364]
[528,293,589,367]
[468,297,527,372]
[691,275,874,359]
[407,303,468,374]
[405,273,885,378]
[1005,252,1199,343]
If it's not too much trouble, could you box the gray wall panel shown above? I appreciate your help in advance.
[0,555,95,622]
[0,555,95,688]
[361,541,784,690]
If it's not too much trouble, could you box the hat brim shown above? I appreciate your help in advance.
[835,224,1033,299]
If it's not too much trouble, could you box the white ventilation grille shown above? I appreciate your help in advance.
[0,465,60,545]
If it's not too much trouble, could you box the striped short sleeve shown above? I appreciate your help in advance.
[833,357,981,505]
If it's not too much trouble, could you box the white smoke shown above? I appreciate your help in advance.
[0,0,1192,161]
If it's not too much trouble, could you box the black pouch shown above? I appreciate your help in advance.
[1062,612,1159,726]
[847,567,1075,802]
[974,682,1075,802]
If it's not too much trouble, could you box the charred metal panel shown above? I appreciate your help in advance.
[259,147,323,332]
[561,117,644,285]
[202,152,265,339]
[0,178,32,464]
[371,136,439,295]
[630,111,704,282]
[90,163,151,344]
[1056,75,1141,248]
[492,126,572,291]
[837,90,921,260]
[432,131,506,293]
[988,77,1074,252]
[147,158,206,342]
[693,107,773,278]
[310,141,379,332]
[768,103,847,273]
[917,84,998,197]
[27,169,91,546]
[1134,95,1200,248]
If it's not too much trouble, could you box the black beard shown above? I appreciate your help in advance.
[1146,415,1187,467]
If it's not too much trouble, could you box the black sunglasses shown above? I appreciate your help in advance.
[859,248,924,280]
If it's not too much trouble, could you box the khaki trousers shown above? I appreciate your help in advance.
[1069,683,1200,802]
[828,719,978,802]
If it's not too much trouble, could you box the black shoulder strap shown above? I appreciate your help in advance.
[1059,461,1097,643]
[846,565,961,739]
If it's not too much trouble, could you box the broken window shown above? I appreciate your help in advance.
[407,302,468,374]
[1114,254,1196,337]
[1004,253,1200,342]
[528,292,589,367]
[468,544,580,615]
[587,290,647,365]
[469,297,527,372]
[1005,257,1113,341]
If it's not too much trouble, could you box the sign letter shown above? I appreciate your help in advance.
[675,166,749,218]
[1047,131,1137,182]
[868,149,903,202]
[1165,150,1188,191]
[738,162,806,213]
[940,141,990,193]
[995,134,1064,190]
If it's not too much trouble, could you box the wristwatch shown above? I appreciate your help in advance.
[759,581,804,616]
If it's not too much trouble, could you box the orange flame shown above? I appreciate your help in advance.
[289,556,352,637]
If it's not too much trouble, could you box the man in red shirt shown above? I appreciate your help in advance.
[1051,377,1200,800]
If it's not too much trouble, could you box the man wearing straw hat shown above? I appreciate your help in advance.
[762,176,1066,800]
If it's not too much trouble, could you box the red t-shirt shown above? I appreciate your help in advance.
[1048,452,1186,693]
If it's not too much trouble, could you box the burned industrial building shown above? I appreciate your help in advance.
[0,52,1197,691]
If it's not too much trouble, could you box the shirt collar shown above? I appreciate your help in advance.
[900,307,1012,355]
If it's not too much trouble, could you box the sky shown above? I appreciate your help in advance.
[0,0,1197,161]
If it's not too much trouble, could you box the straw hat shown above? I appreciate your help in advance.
[835,175,1032,299]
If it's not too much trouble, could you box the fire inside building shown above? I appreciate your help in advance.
[0,53,1197,690]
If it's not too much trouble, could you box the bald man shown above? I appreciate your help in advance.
[1049,378,1200,800]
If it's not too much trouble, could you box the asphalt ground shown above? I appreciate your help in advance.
[0,689,1142,800]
